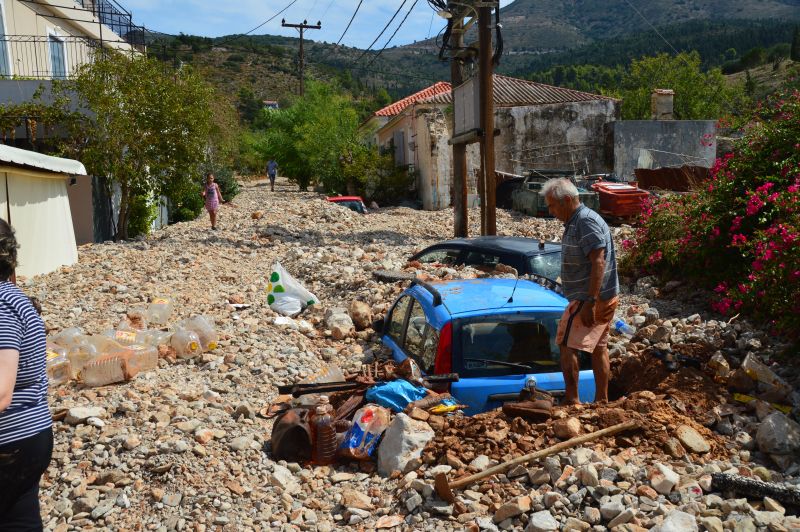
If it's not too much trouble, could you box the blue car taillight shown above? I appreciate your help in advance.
[434,322,453,375]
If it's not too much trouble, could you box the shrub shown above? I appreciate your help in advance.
[623,85,800,336]
[127,194,158,238]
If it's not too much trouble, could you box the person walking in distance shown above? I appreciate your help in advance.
[202,172,224,230]
[541,178,619,405]
[0,218,53,530]
[267,159,278,192]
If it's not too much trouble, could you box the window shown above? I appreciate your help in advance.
[463,251,501,270]
[0,2,10,77]
[49,33,67,79]
[403,299,438,373]
[387,296,411,344]
[528,252,562,282]
[416,247,461,265]
[458,313,588,375]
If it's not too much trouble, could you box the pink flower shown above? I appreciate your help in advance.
[731,233,747,246]
[648,251,663,265]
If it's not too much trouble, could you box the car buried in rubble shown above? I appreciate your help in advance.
[378,278,595,416]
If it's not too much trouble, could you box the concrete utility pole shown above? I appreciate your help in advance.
[281,19,321,96]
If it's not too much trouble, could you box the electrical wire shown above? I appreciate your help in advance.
[354,0,408,63]
[214,0,298,47]
[336,0,363,45]
[365,0,420,68]
[305,0,320,19]
[321,0,336,19]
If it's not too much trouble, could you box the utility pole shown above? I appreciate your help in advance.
[450,22,468,237]
[281,19,321,96]
[478,5,496,235]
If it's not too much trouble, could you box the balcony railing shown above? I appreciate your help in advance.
[76,0,146,48]
[0,35,133,80]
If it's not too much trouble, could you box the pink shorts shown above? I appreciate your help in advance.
[556,296,618,353]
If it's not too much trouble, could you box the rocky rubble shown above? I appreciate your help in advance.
[20,178,800,531]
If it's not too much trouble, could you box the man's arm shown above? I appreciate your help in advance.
[580,248,606,326]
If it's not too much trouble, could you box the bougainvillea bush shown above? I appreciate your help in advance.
[622,85,800,336]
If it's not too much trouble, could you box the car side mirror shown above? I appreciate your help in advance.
[372,317,385,333]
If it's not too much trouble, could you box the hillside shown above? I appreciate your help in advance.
[148,0,800,111]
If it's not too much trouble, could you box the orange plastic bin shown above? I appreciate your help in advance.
[590,182,649,218]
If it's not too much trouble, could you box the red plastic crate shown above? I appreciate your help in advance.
[590,182,649,218]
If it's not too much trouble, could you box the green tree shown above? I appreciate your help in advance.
[61,53,216,239]
[792,26,800,61]
[619,52,740,120]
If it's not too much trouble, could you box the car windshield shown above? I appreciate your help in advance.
[528,252,561,282]
[334,200,365,213]
[459,313,562,374]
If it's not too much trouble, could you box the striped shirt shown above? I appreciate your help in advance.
[560,204,619,302]
[0,282,51,446]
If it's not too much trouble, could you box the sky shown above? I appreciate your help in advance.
[123,0,515,49]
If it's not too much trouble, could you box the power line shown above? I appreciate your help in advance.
[354,0,408,63]
[620,0,680,56]
[321,0,336,18]
[214,0,299,48]
[366,0,420,68]
[336,0,363,45]
[305,0,320,19]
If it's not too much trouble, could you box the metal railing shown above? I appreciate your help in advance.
[0,35,138,80]
[76,0,146,48]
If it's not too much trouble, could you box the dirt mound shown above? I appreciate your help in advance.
[609,347,727,413]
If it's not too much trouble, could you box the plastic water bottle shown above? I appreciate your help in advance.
[146,297,174,325]
[612,318,636,338]
[180,316,218,352]
[46,343,72,386]
[125,345,159,373]
[81,354,134,387]
[170,328,202,359]
[51,327,86,349]
[311,404,337,466]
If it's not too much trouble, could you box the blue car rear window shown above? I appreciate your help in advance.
[528,252,562,281]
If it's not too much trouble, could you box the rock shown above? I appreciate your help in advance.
[324,307,354,337]
[525,510,559,532]
[161,493,182,507]
[470,455,491,471]
[341,488,372,511]
[763,497,785,515]
[650,463,680,495]
[636,485,658,499]
[377,414,434,476]
[608,508,635,528]
[553,417,582,439]
[65,407,106,425]
[348,300,372,330]
[734,431,755,450]
[698,516,723,532]
[563,517,591,531]
[528,467,551,485]
[676,425,711,453]
[405,492,423,512]
[756,413,800,456]
[600,501,624,521]
[229,436,253,452]
[652,510,698,532]
[493,496,531,523]
[650,326,671,343]
[577,464,599,487]
[583,507,601,525]
[270,464,300,494]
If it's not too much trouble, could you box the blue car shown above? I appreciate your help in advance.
[381,278,595,416]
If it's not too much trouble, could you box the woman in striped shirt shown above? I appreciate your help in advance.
[0,219,53,530]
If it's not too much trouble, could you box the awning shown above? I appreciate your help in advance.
[0,144,87,176]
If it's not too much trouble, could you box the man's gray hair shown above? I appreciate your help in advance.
[541,178,579,200]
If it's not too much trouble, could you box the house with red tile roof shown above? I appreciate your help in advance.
[361,75,619,210]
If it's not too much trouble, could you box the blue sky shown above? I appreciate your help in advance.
[124,0,515,49]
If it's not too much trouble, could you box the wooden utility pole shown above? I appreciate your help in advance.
[281,19,321,96]
[450,23,468,237]
[478,5,496,235]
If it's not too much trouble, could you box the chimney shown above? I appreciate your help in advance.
[650,89,674,120]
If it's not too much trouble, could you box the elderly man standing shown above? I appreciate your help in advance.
[541,179,619,404]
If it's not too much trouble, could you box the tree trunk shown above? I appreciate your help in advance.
[116,183,130,241]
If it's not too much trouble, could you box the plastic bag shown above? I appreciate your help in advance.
[266,262,320,316]
[365,380,429,413]
[338,404,391,460]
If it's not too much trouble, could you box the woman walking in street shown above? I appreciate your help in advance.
[202,172,224,230]
[0,218,53,531]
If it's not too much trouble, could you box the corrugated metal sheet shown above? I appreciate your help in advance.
[374,81,452,117]
[420,74,617,107]
[0,143,87,175]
